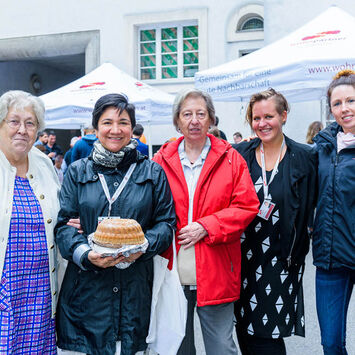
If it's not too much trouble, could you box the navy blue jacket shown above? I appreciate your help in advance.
[55,152,175,355]
[312,122,355,270]
[71,134,97,163]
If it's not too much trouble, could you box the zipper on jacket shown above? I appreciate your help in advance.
[287,224,297,267]
[329,152,339,265]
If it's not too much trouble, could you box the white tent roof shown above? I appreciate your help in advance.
[41,63,174,129]
[195,6,355,102]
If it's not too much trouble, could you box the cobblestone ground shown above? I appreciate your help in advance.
[58,249,355,355]
[195,249,355,355]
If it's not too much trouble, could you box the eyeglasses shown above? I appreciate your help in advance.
[4,119,38,131]
[181,111,208,121]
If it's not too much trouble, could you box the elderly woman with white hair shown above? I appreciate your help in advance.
[0,90,60,354]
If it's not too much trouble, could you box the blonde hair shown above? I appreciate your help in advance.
[246,88,289,127]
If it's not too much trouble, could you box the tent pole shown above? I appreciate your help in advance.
[147,122,153,158]
[320,97,326,127]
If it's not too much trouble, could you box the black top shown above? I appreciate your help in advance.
[235,151,306,338]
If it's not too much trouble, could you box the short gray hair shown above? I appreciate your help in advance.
[0,90,45,131]
[172,88,216,131]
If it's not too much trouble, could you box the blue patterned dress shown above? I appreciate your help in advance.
[0,176,56,354]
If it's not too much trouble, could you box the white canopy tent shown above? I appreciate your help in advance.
[195,6,355,104]
[41,63,174,129]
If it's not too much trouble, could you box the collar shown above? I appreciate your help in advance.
[337,131,355,152]
[178,136,211,164]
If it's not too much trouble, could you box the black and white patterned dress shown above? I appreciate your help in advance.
[235,152,305,338]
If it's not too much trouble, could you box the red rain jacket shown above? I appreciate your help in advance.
[153,134,259,306]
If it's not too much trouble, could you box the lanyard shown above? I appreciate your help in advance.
[98,163,137,217]
[260,137,285,201]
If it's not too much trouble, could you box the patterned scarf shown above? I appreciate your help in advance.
[92,139,138,168]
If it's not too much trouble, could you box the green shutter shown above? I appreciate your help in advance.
[140,55,156,67]
[161,40,177,53]
[162,54,177,66]
[184,52,198,65]
[183,25,198,38]
[183,39,198,51]
[141,68,156,80]
[140,29,156,42]
[161,27,177,40]
[162,66,178,79]
[140,42,156,55]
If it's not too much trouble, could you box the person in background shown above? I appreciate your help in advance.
[312,70,355,355]
[208,125,221,139]
[64,136,80,167]
[54,154,65,184]
[55,93,175,355]
[153,88,259,355]
[215,116,227,140]
[233,131,243,144]
[0,90,60,354]
[233,88,317,355]
[45,129,63,163]
[306,121,323,147]
[71,125,97,163]
[34,130,49,147]
[35,142,47,153]
[132,123,149,157]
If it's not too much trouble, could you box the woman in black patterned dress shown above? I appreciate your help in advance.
[233,89,317,354]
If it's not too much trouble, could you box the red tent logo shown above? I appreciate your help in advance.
[79,82,105,89]
[302,30,340,41]
[135,81,144,87]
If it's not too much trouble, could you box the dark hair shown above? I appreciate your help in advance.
[246,88,289,127]
[327,70,355,110]
[133,123,144,136]
[48,130,56,136]
[38,130,48,137]
[233,132,242,139]
[208,126,221,139]
[92,93,136,129]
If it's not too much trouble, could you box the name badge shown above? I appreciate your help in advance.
[257,200,275,221]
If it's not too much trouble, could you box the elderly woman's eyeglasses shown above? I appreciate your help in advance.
[181,111,208,121]
[4,119,38,131]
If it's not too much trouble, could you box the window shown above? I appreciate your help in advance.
[240,17,263,31]
[139,23,199,80]
[226,4,264,43]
